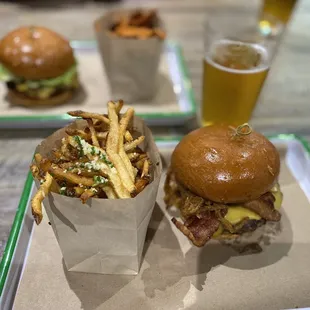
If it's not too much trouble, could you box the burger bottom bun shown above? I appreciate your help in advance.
[7,88,75,107]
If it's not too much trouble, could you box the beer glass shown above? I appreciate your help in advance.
[201,10,282,126]
[261,0,297,24]
[259,0,298,36]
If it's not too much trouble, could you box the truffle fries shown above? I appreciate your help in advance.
[111,10,166,40]
[30,100,151,224]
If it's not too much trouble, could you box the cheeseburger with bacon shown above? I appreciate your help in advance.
[164,124,283,247]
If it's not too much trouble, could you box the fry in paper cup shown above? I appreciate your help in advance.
[110,9,166,40]
[30,101,162,275]
[94,9,165,103]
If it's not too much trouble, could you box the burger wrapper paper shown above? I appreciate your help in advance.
[94,10,164,103]
[13,141,310,309]
[33,116,162,275]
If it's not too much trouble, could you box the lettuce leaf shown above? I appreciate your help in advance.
[0,62,78,89]
[0,64,15,82]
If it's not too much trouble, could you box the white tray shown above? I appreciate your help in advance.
[1,135,310,310]
[0,41,196,129]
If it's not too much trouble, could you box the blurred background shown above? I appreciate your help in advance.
[0,0,309,134]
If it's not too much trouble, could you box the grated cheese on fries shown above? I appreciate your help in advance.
[30,100,152,224]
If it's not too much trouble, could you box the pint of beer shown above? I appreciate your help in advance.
[202,41,269,126]
[262,0,297,24]
[201,11,282,126]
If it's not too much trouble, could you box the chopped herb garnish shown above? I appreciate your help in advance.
[59,187,67,195]
[93,175,108,186]
[72,136,114,168]
[100,153,113,167]
[74,135,84,158]
[91,146,96,155]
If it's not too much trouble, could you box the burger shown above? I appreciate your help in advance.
[0,26,79,107]
[164,124,283,247]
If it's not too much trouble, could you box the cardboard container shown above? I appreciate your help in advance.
[33,116,162,275]
[12,137,310,310]
[94,9,165,103]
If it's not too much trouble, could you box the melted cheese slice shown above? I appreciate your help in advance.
[211,187,283,237]
[212,189,283,237]
[212,224,224,237]
[273,190,283,210]
[223,190,283,226]
[212,207,261,237]
[225,206,261,225]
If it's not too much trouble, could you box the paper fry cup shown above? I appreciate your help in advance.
[33,116,162,275]
[94,9,165,103]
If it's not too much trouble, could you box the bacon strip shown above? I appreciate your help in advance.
[172,213,220,247]
[166,170,281,247]
[244,192,281,221]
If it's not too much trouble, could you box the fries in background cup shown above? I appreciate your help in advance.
[94,9,165,103]
[110,10,166,40]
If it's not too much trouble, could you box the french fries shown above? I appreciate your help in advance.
[110,10,166,40]
[141,159,149,178]
[125,130,133,142]
[119,108,135,181]
[31,172,53,225]
[124,136,145,152]
[30,100,151,224]
[115,99,124,114]
[87,119,100,147]
[67,110,110,125]
[106,102,135,193]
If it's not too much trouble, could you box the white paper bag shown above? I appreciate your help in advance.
[94,9,164,103]
[34,116,162,275]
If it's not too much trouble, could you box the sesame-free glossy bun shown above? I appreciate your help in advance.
[171,125,280,203]
[0,26,75,79]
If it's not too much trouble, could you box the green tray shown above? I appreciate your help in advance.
[0,40,196,129]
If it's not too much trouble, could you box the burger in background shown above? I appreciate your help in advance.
[0,26,79,107]
[164,124,283,247]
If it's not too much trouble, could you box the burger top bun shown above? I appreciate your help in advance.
[0,26,75,80]
[171,124,280,203]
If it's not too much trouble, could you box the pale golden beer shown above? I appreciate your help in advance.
[201,11,281,126]
[201,40,269,126]
[262,0,297,24]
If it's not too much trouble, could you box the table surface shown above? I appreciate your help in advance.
[1,0,310,261]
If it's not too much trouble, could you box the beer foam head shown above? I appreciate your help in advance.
[206,39,269,74]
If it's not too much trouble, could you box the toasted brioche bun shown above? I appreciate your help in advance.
[171,125,280,203]
[7,88,74,107]
[0,26,75,79]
